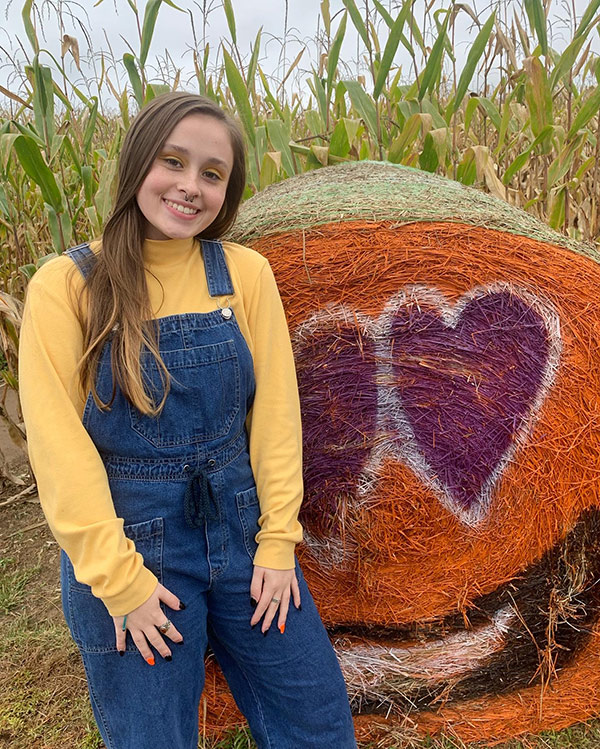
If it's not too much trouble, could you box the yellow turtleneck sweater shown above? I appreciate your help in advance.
[19,238,303,616]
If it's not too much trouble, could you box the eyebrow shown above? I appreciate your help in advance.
[161,143,231,169]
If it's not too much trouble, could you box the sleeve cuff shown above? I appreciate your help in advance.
[100,566,158,617]
[254,538,297,570]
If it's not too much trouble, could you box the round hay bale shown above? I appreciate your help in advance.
[205,161,600,744]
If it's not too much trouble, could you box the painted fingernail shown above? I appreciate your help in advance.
[262,630,268,637]
[165,655,172,662]
[298,604,302,611]
[118,650,125,657]
[251,623,256,629]
[179,602,186,610]
[250,597,258,608]
[146,657,155,666]
[279,624,285,635]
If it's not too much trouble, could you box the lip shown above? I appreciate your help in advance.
[162,198,200,219]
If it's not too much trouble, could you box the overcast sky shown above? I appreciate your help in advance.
[1,0,596,108]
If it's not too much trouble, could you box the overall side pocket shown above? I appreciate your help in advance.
[235,487,260,561]
[61,517,164,653]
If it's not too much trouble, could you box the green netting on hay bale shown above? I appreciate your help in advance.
[229,161,598,260]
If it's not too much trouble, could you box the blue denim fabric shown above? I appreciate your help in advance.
[60,241,356,749]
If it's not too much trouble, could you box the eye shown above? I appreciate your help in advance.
[203,169,223,181]
[162,156,182,168]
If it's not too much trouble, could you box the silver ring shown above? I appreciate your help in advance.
[271,597,281,605]
[158,619,171,634]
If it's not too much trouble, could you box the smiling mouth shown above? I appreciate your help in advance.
[324,507,600,715]
[164,198,199,216]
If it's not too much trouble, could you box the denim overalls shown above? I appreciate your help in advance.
[59,240,356,749]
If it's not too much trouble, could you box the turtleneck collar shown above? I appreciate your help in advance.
[143,236,198,267]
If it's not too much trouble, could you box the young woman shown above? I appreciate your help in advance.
[19,92,356,749]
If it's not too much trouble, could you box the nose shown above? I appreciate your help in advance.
[178,170,201,201]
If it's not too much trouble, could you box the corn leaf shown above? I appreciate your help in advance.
[463,96,479,135]
[341,0,370,50]
[477,97,502,132]
[14,134,63,212]
[388,112,431,163]
[447,12,495,117]
[373,0,411,100]
[372,0,393,28]
[343,80,377,139]
[46,203,72,252]
[418,10,450,101]
[223,0,237,46]
[574,0,600,37]
[549,34,587,91]
[567,86,600,139]
[327,12,347,99]
[266,120,295,176]
[83,98,99,156]
[320,0,331,36]
[456,148,477,185]
[502,124,553,184]
[95,158,118,222]
[259,151,281,190]
[140,0,183,67]
[548,185,566,229]
[21,0,39,53]
[223,48,256,147]
[123,54,143,107]
[32,58,55,150]
[246,28,262,91]
[524,0,548,56]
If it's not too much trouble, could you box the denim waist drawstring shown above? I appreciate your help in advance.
[183,466,217,528]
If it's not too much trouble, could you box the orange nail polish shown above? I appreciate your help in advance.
[146,657,155,666]
[279,623,285,635]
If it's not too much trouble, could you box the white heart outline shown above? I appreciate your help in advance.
[293,282,562,561]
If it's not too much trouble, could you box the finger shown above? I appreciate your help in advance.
[261,594,281,634]
[130,629,156,665]
[156,583,185,612]
[250,593,270,628]
[291,574,301,609]
[114,618,126,654]
[145,625,172,660]
[277,589,291,633]
[250,567,264,607]
[160,619,184,644]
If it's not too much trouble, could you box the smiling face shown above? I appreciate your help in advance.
[135,113,234,241]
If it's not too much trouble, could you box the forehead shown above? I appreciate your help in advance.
[163,113,234,166]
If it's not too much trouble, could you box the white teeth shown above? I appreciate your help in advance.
[165,199,198,215]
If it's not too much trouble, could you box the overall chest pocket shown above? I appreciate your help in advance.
[128,339,240,448]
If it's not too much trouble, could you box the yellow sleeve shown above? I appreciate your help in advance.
[245,260,304,569]
[19,259,157,616]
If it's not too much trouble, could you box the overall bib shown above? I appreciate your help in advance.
[60,240,356,749]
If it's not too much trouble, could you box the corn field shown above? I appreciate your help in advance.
[1,0,600,472]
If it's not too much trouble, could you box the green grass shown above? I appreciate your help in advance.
[0,557,41,614]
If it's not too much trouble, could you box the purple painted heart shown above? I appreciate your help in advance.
[294,284,561,537]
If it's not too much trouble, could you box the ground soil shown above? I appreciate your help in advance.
[0,455,102,749]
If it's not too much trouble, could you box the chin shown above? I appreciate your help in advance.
[201,162,600,745]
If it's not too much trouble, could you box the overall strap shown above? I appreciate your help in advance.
[201,239,234,297]
[64,242,96,280]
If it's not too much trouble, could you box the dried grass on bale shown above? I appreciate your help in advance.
[228,161,599,261]
[198,163,600,743]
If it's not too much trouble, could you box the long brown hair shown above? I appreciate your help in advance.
[76,92,246,414]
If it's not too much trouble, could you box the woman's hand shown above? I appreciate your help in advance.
[250,565,301,634]
[113,582,184,664]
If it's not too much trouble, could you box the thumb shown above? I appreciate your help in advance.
[156,583,185,611]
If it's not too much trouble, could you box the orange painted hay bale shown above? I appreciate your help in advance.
[199,162,600,743]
